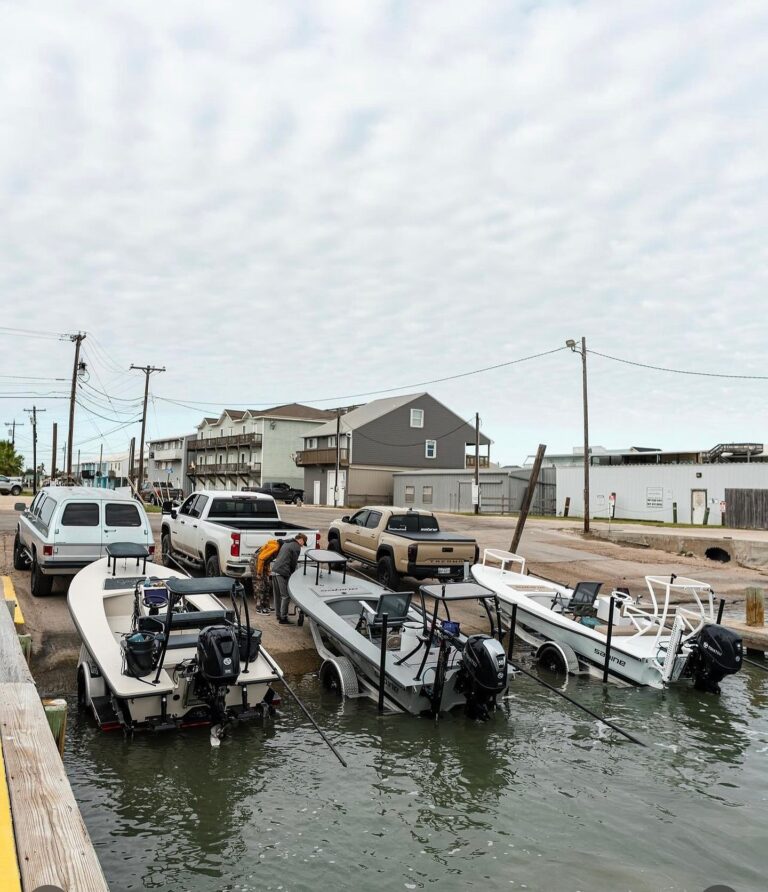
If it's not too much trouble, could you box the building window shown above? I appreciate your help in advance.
[328,436,336,448]
[425,440,437,459]
[410,408,424,428]
[307,438,317,449]
[422,485,433,504]
[405,485,415,503]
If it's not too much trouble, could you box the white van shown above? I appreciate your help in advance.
[14,486,154,596]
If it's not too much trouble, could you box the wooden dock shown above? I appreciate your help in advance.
[0,576,109,891]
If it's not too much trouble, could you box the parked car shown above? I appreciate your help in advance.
[139,483,184,506]
[14,486,154,596]
[327,506,478,588]
[160,490,319,580]
[246,481,304,505]
[0,475,23,496]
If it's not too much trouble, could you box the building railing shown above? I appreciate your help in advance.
[465,455,490,468]
[294,448,349,467]
[188,462,262,476]
[188,432,263,449]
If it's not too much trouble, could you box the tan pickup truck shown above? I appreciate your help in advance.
[327,506,478,589]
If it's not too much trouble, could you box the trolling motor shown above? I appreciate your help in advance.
[456,634,508,720]
[686,624,743,693]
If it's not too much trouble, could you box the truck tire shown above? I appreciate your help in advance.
[31,554,53,597]
[13,533,28,570]
[377,555,401,590]
[11,485,22,496]
[206,554,222,577]
[161,533,173,567]
[327,534,343,555]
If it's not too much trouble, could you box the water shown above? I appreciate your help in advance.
[65,667,768,892]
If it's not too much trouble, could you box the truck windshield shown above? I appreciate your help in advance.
[387,514,440,533]
[209,498,279,519]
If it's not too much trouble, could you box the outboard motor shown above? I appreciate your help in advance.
[687,624,743,693]
[458,634,508,720]
[195,625,241,725]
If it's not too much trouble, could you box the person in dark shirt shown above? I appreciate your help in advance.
[271,533,308,624]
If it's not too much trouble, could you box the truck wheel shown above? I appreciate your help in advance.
[11,485,22,496]
[161,533,173,567]
[377,555,400,590]
[206,554,222,577]
[13,533,28,570]
[31,554,53,597]
[328,535,343,555]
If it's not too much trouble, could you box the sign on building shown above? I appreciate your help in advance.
[645,486,664,510]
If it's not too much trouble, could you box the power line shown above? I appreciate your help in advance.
[154,346,570,410]
[0,326,72,341]
[589,349,768,381]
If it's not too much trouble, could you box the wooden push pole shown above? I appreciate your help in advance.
[509,444,547,553]
[746,587,765,627]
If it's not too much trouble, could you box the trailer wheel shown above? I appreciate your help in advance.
[77,666,88,708]
[536,641,580,676]
[319,657,359,697]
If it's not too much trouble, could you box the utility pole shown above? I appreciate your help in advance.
[566,336,590,534]
[334,410,341,508]
[510,444,547,553]
[77,449,81,481]
[51,422,58,480]
[24,406,46,495]
[98,442,103,488]
[5,419,23,449]
[474,412,480,515]
[130,364,165,490]
[128,437,136,488]
[67,332,86,475]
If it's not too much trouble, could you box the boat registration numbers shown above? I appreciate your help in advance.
[437,567,451,575]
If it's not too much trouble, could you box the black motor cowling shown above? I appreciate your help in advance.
[687,624,743,693]
[197,625,241,685]
[459,634,508,720]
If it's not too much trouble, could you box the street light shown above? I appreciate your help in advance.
[567,336,590,534]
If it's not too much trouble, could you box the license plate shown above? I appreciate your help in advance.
[437,567,451,575]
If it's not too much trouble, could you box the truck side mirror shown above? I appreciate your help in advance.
[341,515,350,523]
[14,502,26,512]
[161,500,172,513]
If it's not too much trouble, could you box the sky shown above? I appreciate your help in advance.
[1,0,767,471]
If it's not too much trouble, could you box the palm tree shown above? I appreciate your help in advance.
[0,440,24,476]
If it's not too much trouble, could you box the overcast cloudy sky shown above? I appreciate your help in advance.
[1,0,766,469]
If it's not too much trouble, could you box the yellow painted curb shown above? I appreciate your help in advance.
[2,577,24,627]
[0,735,22,892]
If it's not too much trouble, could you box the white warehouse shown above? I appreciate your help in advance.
[556,463,768,525]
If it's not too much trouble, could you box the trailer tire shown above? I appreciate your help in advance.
[320,657,358,697]
[536,641,580,676]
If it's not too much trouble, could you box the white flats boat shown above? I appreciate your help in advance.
[472,549,742,691]
[68,543,282,736]
[289,549,510,718]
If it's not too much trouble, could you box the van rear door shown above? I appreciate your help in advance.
[103,501,152,556]
[56,500,102,565]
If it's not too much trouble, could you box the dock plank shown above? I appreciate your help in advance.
[0,593,32,684]
[0,682,109,892]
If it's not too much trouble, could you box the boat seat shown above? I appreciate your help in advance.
[356,592,412,638]
[137,609,234,633]
[163,633,202,650]
[552,581,602,618]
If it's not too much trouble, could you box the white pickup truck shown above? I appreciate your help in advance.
[160,490,319,583]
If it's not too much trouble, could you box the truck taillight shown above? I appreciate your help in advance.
[407,543,417,562]
[315,532,321,548]
[43,545,53,556]
[148,544,155,556]
[230,533,241,557]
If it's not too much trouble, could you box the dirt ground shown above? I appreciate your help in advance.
[3,504,766,695]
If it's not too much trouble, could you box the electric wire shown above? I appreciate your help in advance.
[589,349,768,381]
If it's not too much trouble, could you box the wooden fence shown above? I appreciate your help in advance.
[724,488,768,530]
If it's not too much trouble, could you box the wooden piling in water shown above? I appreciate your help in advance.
[746,587,765,627]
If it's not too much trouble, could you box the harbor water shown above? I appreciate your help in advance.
[64,666,768,892]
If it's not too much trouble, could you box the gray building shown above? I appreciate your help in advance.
[393,467,556,514]
[296,392,491,507]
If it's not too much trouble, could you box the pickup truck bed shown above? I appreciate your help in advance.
[386,531,476,542]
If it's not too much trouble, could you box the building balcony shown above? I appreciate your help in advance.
[149,448,184,461]
[295,448,349,467]
[188,462,262,477]
[187,432,262,450]
[465,454,490,468]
